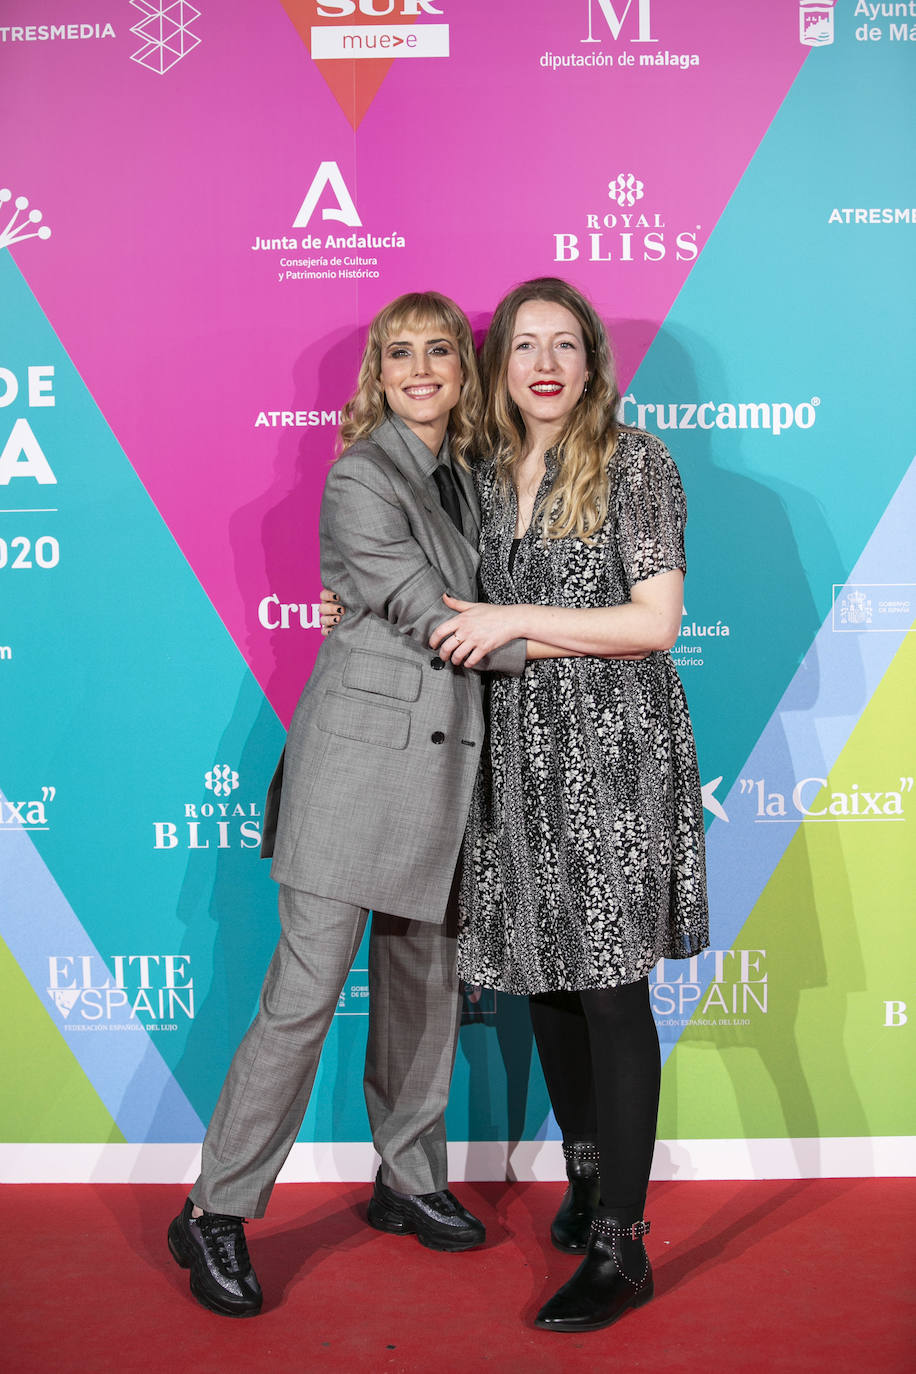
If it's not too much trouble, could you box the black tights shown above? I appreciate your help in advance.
[529,978,660,1225]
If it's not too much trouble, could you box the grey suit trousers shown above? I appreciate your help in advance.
[190,884,461,1217]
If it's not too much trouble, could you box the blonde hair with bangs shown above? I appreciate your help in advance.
[481,278,621,541]
[339,292,482,468]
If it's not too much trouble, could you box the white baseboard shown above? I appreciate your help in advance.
[0,1137,913,1184]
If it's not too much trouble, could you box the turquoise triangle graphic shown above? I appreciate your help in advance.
[631,25,915,797]
[0,251,286,1138]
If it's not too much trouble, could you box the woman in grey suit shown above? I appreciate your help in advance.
[168,292,526,1317]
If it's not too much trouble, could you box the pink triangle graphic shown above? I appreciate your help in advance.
[6,1,807,723]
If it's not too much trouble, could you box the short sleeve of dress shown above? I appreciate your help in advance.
[613,431,688,588]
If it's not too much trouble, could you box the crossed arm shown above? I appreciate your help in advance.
[321,567,682,667]
[430,570,683,667]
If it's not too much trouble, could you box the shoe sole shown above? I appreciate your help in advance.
[167,1217,263,1319]
[366,1198,484,1252]
[534,1281,654,1333]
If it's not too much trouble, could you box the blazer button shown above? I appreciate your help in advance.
[430,657,445,670]
[431,731,445,744]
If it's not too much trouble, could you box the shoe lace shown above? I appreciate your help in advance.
[196,1213,252,1278]
[427,1189,461,1215]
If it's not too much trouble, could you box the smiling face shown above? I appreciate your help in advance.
[380,327,464,451]
[505,299,589,445]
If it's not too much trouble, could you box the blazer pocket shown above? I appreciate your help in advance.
[342,649,422,703]
[316,689,410,750]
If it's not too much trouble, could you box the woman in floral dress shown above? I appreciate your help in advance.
[430,278,709,1333]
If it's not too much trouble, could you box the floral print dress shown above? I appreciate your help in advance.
[458,429,709,994]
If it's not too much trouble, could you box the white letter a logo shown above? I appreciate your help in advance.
[293,161,362,229]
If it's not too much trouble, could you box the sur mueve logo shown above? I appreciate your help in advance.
[153,764,262,850]
[311,0,449,61]
[47,952,194,1028]
[554,172,700,267]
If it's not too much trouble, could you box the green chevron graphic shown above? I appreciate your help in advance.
[659,628,916,1141]
[0,935,124,1143]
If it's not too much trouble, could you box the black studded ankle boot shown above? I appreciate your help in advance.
[550,1141,601,1252]
[535,1213,653,1333]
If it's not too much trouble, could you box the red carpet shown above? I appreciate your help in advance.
[4,1179,914,1373]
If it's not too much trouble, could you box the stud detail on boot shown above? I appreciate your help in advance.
[535,1216,653,1333]
[592,1217,651,1241]
[550,1141,601,1253]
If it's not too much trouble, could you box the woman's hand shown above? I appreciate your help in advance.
[319,587,344,636]
[429,594,524,667]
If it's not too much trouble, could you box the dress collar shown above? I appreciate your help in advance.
[543,446,560,481]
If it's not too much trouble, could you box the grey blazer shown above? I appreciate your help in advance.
[263,416,525,923]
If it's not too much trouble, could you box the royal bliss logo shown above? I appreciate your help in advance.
[153,764,262,850]
[553,173,700,267]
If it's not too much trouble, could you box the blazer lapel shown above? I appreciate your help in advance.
[453,461,481,549]
[372,417,481,587]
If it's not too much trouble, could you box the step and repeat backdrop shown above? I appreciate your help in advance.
[1,1,913,1181]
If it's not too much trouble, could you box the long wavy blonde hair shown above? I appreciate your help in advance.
[338,292,482,468]
[481,278,621,540]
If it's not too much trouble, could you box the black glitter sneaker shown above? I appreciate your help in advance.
[168,1198,263,1317]
[367,1173,486,1251]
